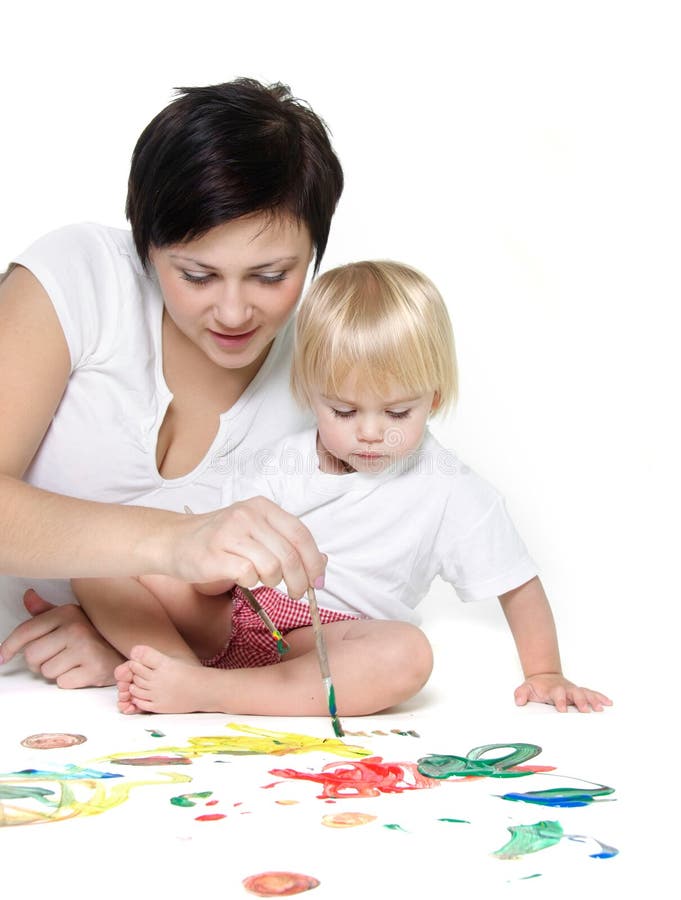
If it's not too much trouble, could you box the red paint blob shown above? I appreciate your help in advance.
[269,756,439,799]
[194,813,226,822]
[205,799,219,806]
[242,872,320,896]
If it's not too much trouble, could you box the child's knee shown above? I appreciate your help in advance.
[382,622,434,695]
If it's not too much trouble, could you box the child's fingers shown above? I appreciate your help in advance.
[550,686,569,712]
[514,685,531,706]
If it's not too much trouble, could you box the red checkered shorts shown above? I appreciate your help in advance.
[201,585,360,670]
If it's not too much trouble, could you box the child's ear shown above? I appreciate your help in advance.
[430,391,441,414]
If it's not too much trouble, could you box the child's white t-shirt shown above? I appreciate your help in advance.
[223,428,538,624]
[0,223,312,621]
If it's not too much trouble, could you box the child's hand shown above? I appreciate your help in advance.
[514,673,613,713]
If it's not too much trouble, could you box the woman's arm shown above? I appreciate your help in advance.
[498,576,612,712]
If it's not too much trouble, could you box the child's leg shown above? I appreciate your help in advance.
[74,575,233,714]
[124,619,434,716]
[73,576,199,662]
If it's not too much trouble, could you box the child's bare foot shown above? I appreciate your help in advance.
[126,645,219,714]
[114,660,141,714]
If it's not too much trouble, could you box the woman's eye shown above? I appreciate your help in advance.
[387,410,410,419]
[331,408,355,419]
[181,271,213,286]
[256,272,287,284]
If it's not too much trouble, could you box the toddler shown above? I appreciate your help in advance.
[75,261,611,716]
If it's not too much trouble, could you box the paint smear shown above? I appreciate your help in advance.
[171,791,213,808]
[20,733,86,750]
[242,872,320,896]
[438,817,470,824]
[493,820,564,859]
[0,765,120,781]
[195,813,226,822]
[321,812,377,828]
[499,785,615,808]
[102,723,368,765]
[566,834,619,858]
[418,743,546,780]
[0,770,191,827]
[145,729,166,738]
[269,756,439,799]
[383,823,408,832]
[110,756,193,766]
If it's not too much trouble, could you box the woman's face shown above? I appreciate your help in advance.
[151,213,313,371]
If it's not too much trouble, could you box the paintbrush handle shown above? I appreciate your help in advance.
[306,587,331,680]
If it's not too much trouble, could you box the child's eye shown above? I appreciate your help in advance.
[331,408,355,419]
[387,410,411,419]
[181,271,213,286]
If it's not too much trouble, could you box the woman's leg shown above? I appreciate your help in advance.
[124,619,434,716]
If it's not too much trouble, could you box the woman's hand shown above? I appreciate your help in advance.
[0,590,123,687]
[514,672,613,712]
[166,496,327,599]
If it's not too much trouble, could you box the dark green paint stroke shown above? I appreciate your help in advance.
[418,743,542,779]
[494,820,563,859]
[500,785,615,807]
[437,817,470,824]
[170,791,214,807]
[383,823,408,831]
[0,785,56,804]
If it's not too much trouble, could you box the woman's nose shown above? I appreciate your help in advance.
[213,281,252,326]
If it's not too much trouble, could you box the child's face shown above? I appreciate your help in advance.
[311,375,438,474]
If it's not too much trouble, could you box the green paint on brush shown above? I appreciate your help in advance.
[493,820,564,859]
[276,638,288,655]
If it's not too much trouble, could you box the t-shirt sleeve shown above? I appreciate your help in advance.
[12,224,120,369]
[437,491,538,603]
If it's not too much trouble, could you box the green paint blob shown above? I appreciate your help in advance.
[383,823,408,832]
[494,820,563,859]
[418,743,542,779]
[170,791,213,808]
[437,817,470,824]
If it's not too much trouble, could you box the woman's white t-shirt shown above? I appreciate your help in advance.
[0,223,311,622]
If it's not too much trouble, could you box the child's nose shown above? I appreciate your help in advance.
[357,417,383,442]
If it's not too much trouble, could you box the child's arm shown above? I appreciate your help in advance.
[72,576,199,663]
[498,576,613,712]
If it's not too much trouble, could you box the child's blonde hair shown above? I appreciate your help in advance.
[291,260,458,413]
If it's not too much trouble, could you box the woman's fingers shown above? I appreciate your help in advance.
[174,497,326,597]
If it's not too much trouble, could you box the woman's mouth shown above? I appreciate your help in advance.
[209,327,258,349]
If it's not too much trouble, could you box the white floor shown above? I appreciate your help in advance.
[0,580,664,899]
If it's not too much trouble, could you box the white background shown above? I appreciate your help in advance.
[0,2,678,892]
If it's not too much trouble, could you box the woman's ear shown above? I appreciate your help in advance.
[430,391,441,415]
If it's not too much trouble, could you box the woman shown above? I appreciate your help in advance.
[0,78,344,687]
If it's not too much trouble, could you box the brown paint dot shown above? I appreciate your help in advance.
[20,733,87,750]
[242,872,320,896]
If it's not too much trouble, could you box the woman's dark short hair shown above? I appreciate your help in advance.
[126,78,344,272]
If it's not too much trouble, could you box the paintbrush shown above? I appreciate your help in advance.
[306,586,344,737]
[182,506,289,656]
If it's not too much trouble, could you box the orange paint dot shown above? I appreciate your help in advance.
[321,812,377,828]
[242,871,320,896]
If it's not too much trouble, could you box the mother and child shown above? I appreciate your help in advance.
[0,78,611,717]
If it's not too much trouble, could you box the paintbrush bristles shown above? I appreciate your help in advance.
[306,587,344,737]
